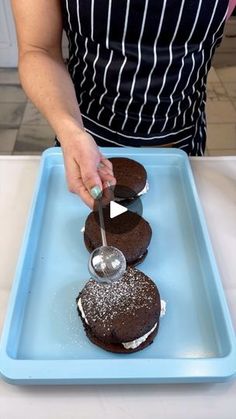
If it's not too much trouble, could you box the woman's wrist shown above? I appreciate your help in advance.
[55,116,86,147]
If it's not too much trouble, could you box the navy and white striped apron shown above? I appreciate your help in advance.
[61,0,229,155]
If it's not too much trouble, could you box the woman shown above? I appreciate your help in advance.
[12,1,236,207]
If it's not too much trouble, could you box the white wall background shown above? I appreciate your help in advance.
[0,0,18,67]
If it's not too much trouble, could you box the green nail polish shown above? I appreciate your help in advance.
[90,185,102,200]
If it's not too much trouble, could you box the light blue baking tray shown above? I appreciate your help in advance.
[0,147,235,384]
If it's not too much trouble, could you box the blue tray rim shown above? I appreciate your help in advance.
[0,147,235,384]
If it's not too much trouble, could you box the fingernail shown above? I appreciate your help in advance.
[90,185,102,200]
[106,180,115,189]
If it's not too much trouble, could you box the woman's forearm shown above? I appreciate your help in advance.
[11,0,116,207]
[19,49,84,142]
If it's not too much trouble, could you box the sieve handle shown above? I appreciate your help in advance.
[98,198,107,247]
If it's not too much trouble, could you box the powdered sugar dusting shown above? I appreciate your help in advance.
[78,267,159,330]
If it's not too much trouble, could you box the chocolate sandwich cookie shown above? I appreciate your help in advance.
[109,157,148,201]
[76,267,161,353]
[84,208,152,266]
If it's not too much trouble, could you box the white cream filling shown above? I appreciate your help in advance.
[122,322,157,350]
[160,299,167,317]
[78,298,88,324]
[137,181,149,196]
[78,297,167,350]
[122,299,166,350]
[115,181,149,201]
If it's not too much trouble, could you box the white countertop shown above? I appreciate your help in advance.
[0,156,235,419]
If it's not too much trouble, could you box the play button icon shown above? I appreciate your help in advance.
[92,184,143,234]
[110,201,127,219]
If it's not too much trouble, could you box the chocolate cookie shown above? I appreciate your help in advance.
[76,267,161,353]
[109,157,148,200]
[84,208,152,266]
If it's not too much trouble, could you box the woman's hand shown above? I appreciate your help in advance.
[12,0,115,207]
[61,130,116,208]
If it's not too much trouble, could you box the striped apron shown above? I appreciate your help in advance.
[61,0,229,155]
